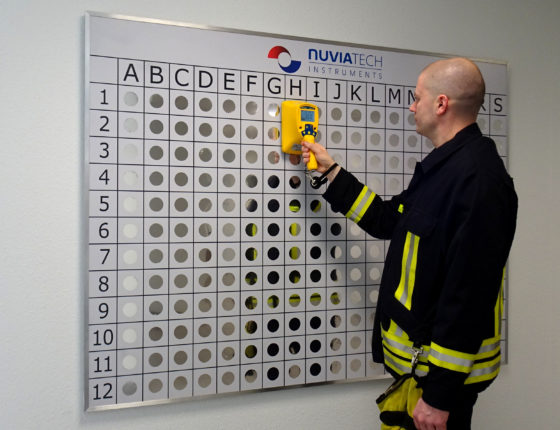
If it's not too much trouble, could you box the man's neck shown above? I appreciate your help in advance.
[431,119,475,148]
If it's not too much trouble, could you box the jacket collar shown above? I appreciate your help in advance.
[420,123,482,174]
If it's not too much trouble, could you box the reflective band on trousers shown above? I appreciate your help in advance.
[345,185,375,223]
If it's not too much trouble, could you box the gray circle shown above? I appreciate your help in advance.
[174,197,188,212]
[174,350,188,365]
[174,274,188,288]
[174,248,188,263]
[149,145,164,160]
[198,198,212,212]
[174,325,188,339]
[370,110,381,123]
[222,247,235,261]
[245,126,258,140]
[199,223,212,237]
[175,121,188,136]
[351,109,362,122]
[331,130,342,144]
[174,172,188,187]
[149,301,163,315]
[149,94,164,109]
[148,353,162,367]
[245,150,258,164]
[222,198,235,212]
[149,249,164,263]
[199,273,212,288]
[174,376,188,390]
[245,174,258,188]
[150,120,164,134]
[389,134,400,147]
[223,149,236,163]
[199,123,212,137]
[222,274,235,288]
[175,146,188,161]
[175,95,188,110]
[174,223,188,238]
[223,124,236,138]
[246,101,258,115]
[389,112,400,125]
[124,92,138,107]
[198,248,212,262]
[174,299,188,314]
[149,171,164,186]
[331,108,343,121]
[199,147,213,162]
[199,97,213,112]
[149,326,163,341]
[198,298,212,312]
[149,223,164,238]
[222,223,235,237]
[223,99,236,113]
[122,381,137,396]
[149,275,163,289]
[267,150,280,164]
[150,197,163,212]
[223,173,236,188]
[199,173,212,187]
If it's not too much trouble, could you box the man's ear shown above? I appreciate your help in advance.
[435,94,449,115]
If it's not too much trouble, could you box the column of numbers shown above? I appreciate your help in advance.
[88,56,119,407]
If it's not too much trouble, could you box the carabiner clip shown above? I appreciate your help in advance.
[307,162,338,190]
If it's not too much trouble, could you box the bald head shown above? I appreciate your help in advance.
[421,58,485,119]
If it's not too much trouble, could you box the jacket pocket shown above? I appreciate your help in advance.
[394,210,436,310]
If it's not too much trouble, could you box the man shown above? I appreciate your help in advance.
[302,58,517,429]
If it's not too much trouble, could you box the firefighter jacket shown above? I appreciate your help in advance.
[322,123,517,411]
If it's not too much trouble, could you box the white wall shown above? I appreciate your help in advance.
[1,0,559,428]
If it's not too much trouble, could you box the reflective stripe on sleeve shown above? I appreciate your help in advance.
[394,232,420,310]
[345,186,376,223]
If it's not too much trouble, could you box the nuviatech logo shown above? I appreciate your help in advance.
[268,46,301,73]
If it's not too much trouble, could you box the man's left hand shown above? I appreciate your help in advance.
[413,397,450,430]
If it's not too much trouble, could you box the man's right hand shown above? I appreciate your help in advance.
[301,140,341,181]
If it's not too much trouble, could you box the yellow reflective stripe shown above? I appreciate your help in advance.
[394,232,420,310]
[465,355,501,384]
[477,336,501,360]
[398,204,404,213]
[428,342,475,373]
[495,267,506,337]
[345,186,375,223]
[383,346,429,377]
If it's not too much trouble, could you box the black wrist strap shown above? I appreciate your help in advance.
[309,163,338,189]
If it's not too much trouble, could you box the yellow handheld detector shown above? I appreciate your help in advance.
[281,100,319,170]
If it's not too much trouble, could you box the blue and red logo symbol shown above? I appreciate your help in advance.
[268,46,301,73]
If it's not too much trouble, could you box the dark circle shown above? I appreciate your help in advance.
[310,269,322,282]
[245,199,258,212]
[310,246,322,259]
[289,270,301,283]
[267,367,280,381]
[330,269,340,281]
[267,343,280,357]
[267,223,280,236]
[289,341,301,354]
[310,316,322,330]
[289,317,301,331]
[289,176,301,189]
[245,247,258,261]
[267,247,279,260]
[245,271,258,285]
[310,339,322,353]
[267,199,280,212]
[267,318,280,333]
[310,363,322,376]
[310,223,322,236]
[267,175,280,188]
[331,223,342,236]
[267,271,279,284]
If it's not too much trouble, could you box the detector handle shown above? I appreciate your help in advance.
[303,135,318,170]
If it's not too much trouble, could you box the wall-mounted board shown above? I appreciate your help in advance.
[85,12,508,410]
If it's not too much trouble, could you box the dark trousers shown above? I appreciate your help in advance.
[446,392,478,430]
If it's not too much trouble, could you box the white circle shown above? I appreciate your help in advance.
[123,196,138,213]
[122,354,137,370]
[369,244,381,259]
[123,249,138,265]
[369,267,381,281]
[350,245,362,259]
[123,170,138,186]
[124,118,138,132]
[350,223,361,237]
[123,143,138,160]
[122,302,138,318]
[278,52,292,68]
[123,223,138,239]
[350,268,362,282]
[369,289,380,304]
[122,328,137,344]
[122,275,138,292]
[350,289,362,303]
[350,154,362,169]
